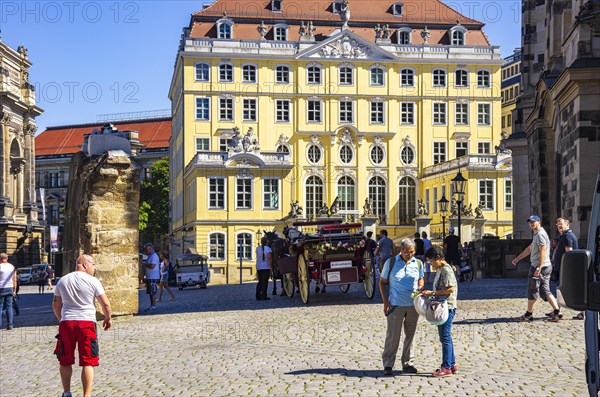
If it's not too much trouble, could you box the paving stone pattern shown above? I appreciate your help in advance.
[0,279,588,396]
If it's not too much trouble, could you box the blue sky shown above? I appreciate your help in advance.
[0,1,521,133]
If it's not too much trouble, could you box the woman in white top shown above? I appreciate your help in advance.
[255,236,272,301]
[157,250,175,302]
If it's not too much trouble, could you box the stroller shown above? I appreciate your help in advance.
[458,257,473,282]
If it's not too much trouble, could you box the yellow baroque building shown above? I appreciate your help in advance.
[169,0,513,284]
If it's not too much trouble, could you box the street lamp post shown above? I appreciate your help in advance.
[438,195,449,240]
[451,171,468,245]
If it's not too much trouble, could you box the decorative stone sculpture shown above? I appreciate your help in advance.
[242,127,259,152]
[340,0,350,30]
[228,127,243,153]
[450,198,458,216]
[257,21,267,40]
[382,24,391,40]
[363,197,374,216]
[289,200,303,218]
[299,21,307,38]
[307,21,316,38]
[374,24,382,39]
[421,26,431,44]
[329,196,340,215]
[317,202,329,216]
[417,199,428,216]
[475,205,484,218]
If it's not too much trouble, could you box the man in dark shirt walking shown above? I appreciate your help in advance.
[414,232,425,261]
[552,217,580,319]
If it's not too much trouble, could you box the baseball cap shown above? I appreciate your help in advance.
[527,215,541,223]
[449,227,455,233]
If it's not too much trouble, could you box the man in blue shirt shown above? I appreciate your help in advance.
[379,238,424,375]
[375,230,393,273]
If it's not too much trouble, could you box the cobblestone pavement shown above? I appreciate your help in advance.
[0,278,589,396]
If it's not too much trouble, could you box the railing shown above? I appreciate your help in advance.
[422,154,505,177]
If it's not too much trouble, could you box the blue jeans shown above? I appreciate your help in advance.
[437,308,456,368]
[0,288,14,329]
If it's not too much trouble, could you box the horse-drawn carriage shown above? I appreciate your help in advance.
[270,219,376,304]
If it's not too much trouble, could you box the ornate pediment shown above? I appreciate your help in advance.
[296,31,397,61]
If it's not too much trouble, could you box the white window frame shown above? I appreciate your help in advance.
[218,63,234,83]
[305,175,325,218]
[455,141,468,158]
[392,2,404,16]
[400,145,415,165]
[242,63,257,83]
[217,19,233,39]
[272,0,282,12]
[400,68,415,87]
[425,188,430,215]
[400,102,415,125]
[455,102,469,125]
[432,141,447,164]
[370,145,386,166]
[242,98,257,122]
[337,175,356,212]
[195,97,210,121]
[477,103,491,126]
[397,27,411,44]
[263,177,280,210]
[370,100,385,124]
[275,99,291,122]
[504,178,513,210]
[479,179,495,210]
[339,65,354,86]
[339,144,354,164]
[477,141,492,154]
[208,232,226,261]
[432,102,447,125]
[235,232,253,261]
[219,137,232,152]
[195,62,210,82]
[339,99,353,124]
[477,69,491,88]
[450,25,466,45]
[219,96,234,121]
[196,137,210,152]
[235,177,253,210]
[307,99,322,123]
[307,144,322,164]
[433,186,438,214]
[275,64,290,84]
[306,63,322,85]
[369,65,385,86]
[432,68,447,87]
[368,176,387,220]
[208,177,226,210]
[273,24,288,41]
[454,68,468,88]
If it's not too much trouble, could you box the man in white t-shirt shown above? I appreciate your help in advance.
[144,243,161,312]
[0,253,17,330]
[52,254,111,397]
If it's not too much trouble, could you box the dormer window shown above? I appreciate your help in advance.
[273,24,288,41]
[450,25,466,46]
[272,0,282,12]
[332,0,342,13]
[392,3,403,16]
[217,19,233,39]
[397,27,412,45]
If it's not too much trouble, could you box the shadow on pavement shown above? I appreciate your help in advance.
[285,367,433,378]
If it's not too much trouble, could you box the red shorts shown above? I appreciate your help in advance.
[54,320,99,367]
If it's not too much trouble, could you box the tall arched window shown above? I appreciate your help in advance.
[398,177,416,224]
[337,176,355,211]
[305,175,324,218]
[368,176,387,221]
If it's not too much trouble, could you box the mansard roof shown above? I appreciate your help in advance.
[189,0,490,46]
[35,117,171,156]
[193,0,483,25]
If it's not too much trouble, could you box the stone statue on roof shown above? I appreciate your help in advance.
[307,21,315,38]
[382,24,391,40]
[420,26,431,44]
[299,21,307,38]
[257,21,267,40]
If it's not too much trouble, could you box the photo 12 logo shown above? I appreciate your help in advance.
[33,81,140,104]
[0,1,139,24]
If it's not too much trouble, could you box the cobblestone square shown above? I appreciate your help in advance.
[0,279,588,396]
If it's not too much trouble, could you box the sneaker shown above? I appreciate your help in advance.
[450,365,458,374]
[61,393,73,397]
[515,314,533,322]
[144,306,157,312]
[6,327,13,331]
[547,312,564,322]
[433,367,453,377]
[545,311,563,318]
[383,367,393,376]
[402,365,418,374]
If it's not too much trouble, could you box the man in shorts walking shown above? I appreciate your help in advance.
[52,254,112,397]
[511,215,562,322]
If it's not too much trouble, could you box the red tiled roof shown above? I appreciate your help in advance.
[193,0,484,26]
[35,118,171,156]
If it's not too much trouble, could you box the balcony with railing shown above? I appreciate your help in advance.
[423,153,512,177]
[185,151,292,174]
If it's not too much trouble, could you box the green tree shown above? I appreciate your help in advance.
[139,156,169,242]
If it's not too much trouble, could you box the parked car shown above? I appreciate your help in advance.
[31,264,49,283]
[17,267,33,284]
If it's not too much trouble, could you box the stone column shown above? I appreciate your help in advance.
[460,217,474,243]
[414,215,432,236]
[0,113,12,221]
[472,218,486,240]
[22,121,38,222]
